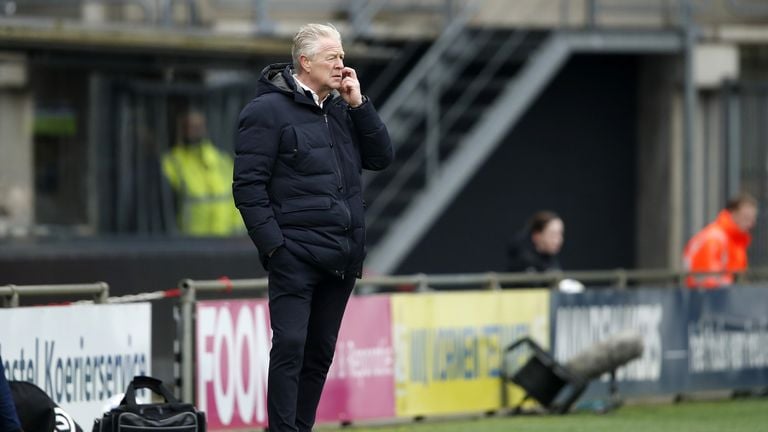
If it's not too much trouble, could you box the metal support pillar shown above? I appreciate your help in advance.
[180,279,196,403]
[681,0,698,240]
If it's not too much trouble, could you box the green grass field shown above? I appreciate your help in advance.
[320,398,768,432]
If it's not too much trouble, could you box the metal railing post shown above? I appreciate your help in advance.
[180,278,196,404]
[550,271,564,291]
[735,270,747,284]
[487,272,501,291]
[96,281,109,303]
[615,269,628,290]
[416,273,430,292]
[9,285,19,308]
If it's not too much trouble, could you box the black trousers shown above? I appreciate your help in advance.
[266,247,356,432]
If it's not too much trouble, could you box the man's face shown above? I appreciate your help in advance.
[302,37,345,94]
[731,203,758,232]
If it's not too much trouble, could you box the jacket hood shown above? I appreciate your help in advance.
[715,209,752,248]
[255,63,296,96]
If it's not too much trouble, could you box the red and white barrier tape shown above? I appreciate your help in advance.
[107,288,182,303]
[62,288,182,305]
[24,277,246,307]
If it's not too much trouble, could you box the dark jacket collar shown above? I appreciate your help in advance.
[256,63,342,109]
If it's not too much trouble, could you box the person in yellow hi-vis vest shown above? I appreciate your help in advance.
[162,111,242,236]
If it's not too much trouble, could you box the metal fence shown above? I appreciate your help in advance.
[4,268,768,408]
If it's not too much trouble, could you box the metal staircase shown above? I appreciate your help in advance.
[363,2,549,246]
[364,20,684,274]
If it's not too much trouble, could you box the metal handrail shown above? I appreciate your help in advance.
[0,282,110,307]
[178,267,768,295]
[181,277,268,292]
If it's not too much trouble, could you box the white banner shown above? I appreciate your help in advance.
[0,303,152,428]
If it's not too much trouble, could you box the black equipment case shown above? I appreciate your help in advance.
[92,376,205,432]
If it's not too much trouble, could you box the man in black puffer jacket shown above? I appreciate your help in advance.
[233,23,392,432]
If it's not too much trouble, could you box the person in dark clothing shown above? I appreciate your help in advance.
[507,210,564,273]
[232,23,393,432]
[0,356,23,432]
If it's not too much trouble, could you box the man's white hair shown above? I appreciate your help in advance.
[292,23,342,72]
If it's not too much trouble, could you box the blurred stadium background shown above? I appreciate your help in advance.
[2,0,768,430]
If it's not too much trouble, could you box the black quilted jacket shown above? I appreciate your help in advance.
[233,63,393,277]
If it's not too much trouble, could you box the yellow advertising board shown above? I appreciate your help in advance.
[391,290,550,416]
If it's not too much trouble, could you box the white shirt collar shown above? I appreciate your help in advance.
[293,74,329,108]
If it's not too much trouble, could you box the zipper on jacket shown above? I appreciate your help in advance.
[324,113,352,260]
[324,114,345,193]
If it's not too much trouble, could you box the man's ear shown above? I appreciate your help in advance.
[300,55,311,73]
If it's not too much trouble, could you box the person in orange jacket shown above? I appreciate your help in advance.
[683,193,758,288]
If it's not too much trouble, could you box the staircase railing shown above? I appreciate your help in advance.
[364,0,487,228]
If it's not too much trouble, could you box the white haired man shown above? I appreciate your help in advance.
[233,23,393,431]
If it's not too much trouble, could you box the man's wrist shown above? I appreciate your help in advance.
[349,95,368,109]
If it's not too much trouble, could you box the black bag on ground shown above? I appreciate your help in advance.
[9,380,83,432]
[92,376,205,432]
